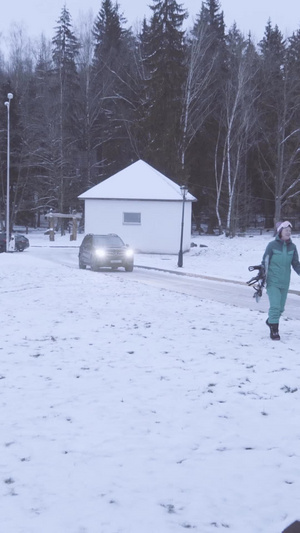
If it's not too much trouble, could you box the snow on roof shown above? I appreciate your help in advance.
[78,160,197,201]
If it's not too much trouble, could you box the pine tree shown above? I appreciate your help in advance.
[257,21,287,222]
[93,0,123,57]
[91,0,136,179]
[199,0,225,36]
[51,6,81,219]
[142,0,187,179]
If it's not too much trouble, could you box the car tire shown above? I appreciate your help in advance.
[125,263,134,272]
[91,260,98,271]
[79,257,86,269]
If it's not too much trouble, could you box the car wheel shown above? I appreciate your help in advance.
[91,260,98,271]
[79,256,86,269]
[125,263,134,272]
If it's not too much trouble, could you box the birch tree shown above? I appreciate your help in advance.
[214,26,259,235]
[2,25,37,230]
[183,0,227,233]
[76,10,96,189]
[180,19,217,175]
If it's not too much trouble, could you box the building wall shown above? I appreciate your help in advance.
[83,199,192,254]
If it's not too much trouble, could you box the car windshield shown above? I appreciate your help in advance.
[93,235,124,247]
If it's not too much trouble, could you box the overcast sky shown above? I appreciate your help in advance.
[0,0,299,45]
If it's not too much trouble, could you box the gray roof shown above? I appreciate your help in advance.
[78,160,197,201]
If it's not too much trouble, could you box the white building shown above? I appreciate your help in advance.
[78,160,197,254]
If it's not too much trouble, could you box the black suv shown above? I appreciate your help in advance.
[79,234,134,272]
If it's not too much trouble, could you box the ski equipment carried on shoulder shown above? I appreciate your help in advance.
[246,265,266,302]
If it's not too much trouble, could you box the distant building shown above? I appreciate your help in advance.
[78,160,197,254]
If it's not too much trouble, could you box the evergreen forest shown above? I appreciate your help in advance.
[1,0,300,235]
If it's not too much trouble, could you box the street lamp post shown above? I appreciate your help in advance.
[177,185,188,268]
[5,92,13,253]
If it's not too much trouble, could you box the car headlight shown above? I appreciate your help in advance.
[125,249,134,258]
[95,248,106,258]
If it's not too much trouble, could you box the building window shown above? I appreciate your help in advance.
[123,212,141,225]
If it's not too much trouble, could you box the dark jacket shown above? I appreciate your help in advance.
[262,235,300,289]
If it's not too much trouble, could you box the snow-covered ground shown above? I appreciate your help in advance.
[1,229,300,533]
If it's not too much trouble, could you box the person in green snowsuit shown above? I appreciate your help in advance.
[261,221,300,340]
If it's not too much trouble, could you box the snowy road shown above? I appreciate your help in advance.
[29,246,300,320]
[129,268,300,319]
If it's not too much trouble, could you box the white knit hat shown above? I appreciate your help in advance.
[276,221,292,233]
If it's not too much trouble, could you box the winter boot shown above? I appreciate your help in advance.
[266,319,280,341]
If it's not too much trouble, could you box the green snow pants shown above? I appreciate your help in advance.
[266,285,289,324]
